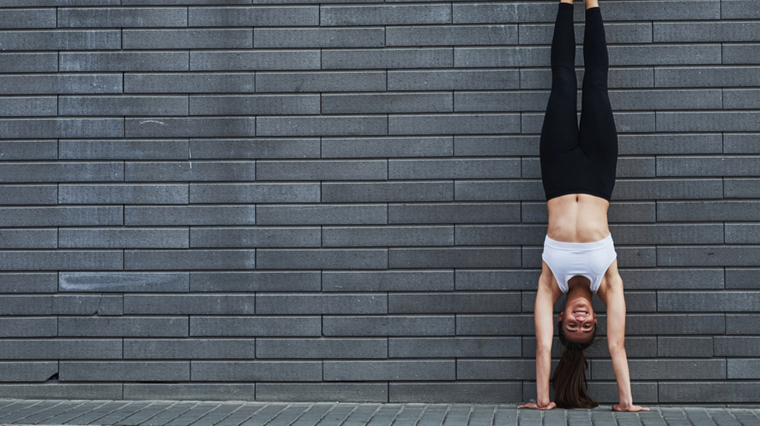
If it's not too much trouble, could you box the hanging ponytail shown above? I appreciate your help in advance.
[552,320,599,409]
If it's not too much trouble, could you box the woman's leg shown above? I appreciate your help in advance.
[540,2,580,200]
[578,5,618,200]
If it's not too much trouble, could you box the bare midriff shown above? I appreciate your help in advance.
[546,193,611,243]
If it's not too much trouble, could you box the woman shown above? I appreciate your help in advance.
[518,0,648,412]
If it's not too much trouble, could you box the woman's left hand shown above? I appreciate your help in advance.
[612,403,649,412]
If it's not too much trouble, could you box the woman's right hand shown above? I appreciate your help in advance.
[518,401,557,410]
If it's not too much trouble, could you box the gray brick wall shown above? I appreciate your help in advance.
[0,0,758,405]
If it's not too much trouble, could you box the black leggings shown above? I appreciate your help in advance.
[540,3,618,202]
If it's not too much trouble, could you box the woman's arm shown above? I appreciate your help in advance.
[605,273,649,412]
[519,268,559,410]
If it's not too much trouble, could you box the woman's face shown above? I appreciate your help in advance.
[559,298,597,343]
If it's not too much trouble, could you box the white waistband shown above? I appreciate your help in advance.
[544,233,614,251]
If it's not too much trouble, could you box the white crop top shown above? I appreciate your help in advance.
[541,234,617,294]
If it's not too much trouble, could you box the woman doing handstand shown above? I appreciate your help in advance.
[518,0,648,412]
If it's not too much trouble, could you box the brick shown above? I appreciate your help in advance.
[0,96,56,116]
[0,53,57,72]
[519,22,652,45]
[611,45,722,66]
[259,115,387,136]
[455,91,549,113]
[454,180,543,201]
[593,359,725,380]
[190,183,319,203]
[254,28,383,48]
[388,70,519,91]
[455,225,544,246]
[125,294,255,315]
[521,67,654,90]
[322,315,454,336]
[457,360,536,380]
[59,95,187,116]
[0,30,120,50]
[390,383,521,404]
[0,74,122,94]
[256,204,385,225]
[322,136,451,158]
[257,384,387,403]
[658,201,760,222]
[326,181,451,204]
[456,270,539,291]
[60,361,189,381]
[725,179,760,198]
[390,159,519,180]
[0,118,123,139]
[0,229,57,249]
[390,248,520,269]
[623,314,724,335]
[257,160,385,180]
[324,361,455,381]
[125,249,256,270]
[389,202,520,224]
[612,179,723,200]
[387,25,517,46]
[659,291,760,312]
[610,224,723,245]
[59,316,187,337]
[0,250,122,271]
[456,314,537,335]
[60,272,189,292]
[656,66,760,87]
[323,93,451,114]
[0,385,121,401]
[0,273,57,293]
[659,246,760,267]
[193,361,320,381]
[619,134,723,155]
[60,184,187,205]
[659,382,760,403]
[714,337,760,356]
[61,51,189,72]
[190,316,321,337]
[0,9,56,28]
[125,73,252,93]
[725,89,760,109]
[452,3,553,24]
[658,337,714,358]
[125,117,255,138]
[123,384,254,401]
[323,271,453,292]
[726,224,760,244]
[322,48,451,69]
[0,362,58,382]
[611,89,722,110]
[655,21,760,42]
[189,138,320,159]
[726,268,760,289]
[389,292,519,314]
[723,0,760,19]
[257,249,386,269]
[659,111,760,132]
[0,162,122,183]
[390,113,519,135]
[389,337,520,358]
[323,226,452,247]
[723,133,760,154]
[455,46,557,68]
[0,207,122,227]
[257,293,385,314]
[191,271,320,292]
[727,314,760,334]
[723,44,760,65]
[256,71,386,93]
[189,6,317,26]
[321,4,450,25]
[728,360,760,379]
[60,139,188,160]
[191,227,319,248]
[0,140,57,160]
[619,268,724,290]
[586,382,658,405]
[58,7,187,27]
[257,338,386,359]
[124,29,252,49]
[126,161,256,182]
[190,50,320,71]
[190,95,318,115]
[125,339,254,359]
[0,339,121,359]
[125,206,256,226]
[0,317,56,337]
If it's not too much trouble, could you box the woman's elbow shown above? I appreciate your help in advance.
[608,340,625,355]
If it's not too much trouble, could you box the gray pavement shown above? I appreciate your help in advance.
[1,400,760,426]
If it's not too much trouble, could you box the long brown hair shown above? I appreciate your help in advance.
[551,319,599,409]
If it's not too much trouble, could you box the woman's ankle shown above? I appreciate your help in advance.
[560,0,573,5]
[585,0,599,9]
